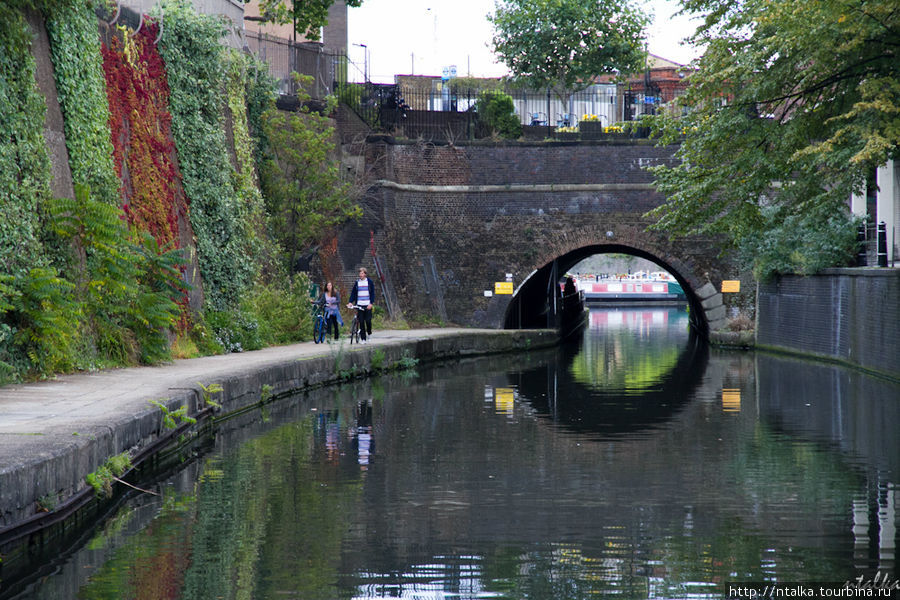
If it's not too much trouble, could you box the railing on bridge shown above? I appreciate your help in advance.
[335,84,668,141]
[237,35,677,142]
[857,220,894,268]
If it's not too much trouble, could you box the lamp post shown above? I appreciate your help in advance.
[353,42,368,82]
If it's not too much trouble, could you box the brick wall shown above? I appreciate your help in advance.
[368,138,676,186]
[758,269,900,378]
[334,139,739,329]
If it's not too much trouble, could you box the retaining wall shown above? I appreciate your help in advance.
[757,269,900,379]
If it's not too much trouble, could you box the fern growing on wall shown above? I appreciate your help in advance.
[48,185,184,365]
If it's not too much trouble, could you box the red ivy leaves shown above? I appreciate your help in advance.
[102,22,188,250]
[102,21,192,331]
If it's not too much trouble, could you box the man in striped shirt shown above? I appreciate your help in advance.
[348,267,376,343]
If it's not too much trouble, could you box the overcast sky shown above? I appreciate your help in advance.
[347,0,702,83]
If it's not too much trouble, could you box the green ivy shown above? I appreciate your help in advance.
[224,50,269,272]
[244,56,277,174]
[156,0,256,311]
[44,0,120,206]
[0,4,53,280]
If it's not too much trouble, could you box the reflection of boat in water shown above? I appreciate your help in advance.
[574,275,686,304]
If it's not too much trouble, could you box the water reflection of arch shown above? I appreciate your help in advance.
[509,329,709,438]
[503,243,709,335]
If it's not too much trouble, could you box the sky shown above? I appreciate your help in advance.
[346,0,702,83]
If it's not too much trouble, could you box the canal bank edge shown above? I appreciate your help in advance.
[0,328,557,553]
[710,268,900,383]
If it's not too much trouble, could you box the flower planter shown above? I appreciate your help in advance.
[555,132,580,141]
[579,121,604,137]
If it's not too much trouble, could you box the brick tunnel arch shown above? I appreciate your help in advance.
[503,243,715,336]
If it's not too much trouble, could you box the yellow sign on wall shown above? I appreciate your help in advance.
[721,280,741,293]
[494,282,514,295]
[495,387,515,415]
[722,389,742,413]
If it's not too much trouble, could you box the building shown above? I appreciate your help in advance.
[242,1,349,97]
[243,0,348,54]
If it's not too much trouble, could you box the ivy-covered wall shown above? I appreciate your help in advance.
[156,0,257,311]
[0,4,53,280]
[101,23,187,254]
[0,0,324,383]
[45,0,120,206]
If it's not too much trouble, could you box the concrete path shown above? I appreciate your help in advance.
[0,328,556,532]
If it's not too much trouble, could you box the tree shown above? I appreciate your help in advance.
[258,0,362,41]
[645,0,899,278]
[488,0,649,108]
[259,76,361,274]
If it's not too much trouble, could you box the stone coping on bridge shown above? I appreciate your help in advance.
[365,133,664,147]
[0,328,557,544]
[374,179,657,193]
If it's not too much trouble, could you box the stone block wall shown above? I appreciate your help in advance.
[757,269,900,379]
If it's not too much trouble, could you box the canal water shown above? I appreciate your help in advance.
[5,307,899,599]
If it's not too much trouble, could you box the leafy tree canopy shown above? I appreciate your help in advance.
[644,0,898,278]
[488,0,649,104]
[258,0,362,41]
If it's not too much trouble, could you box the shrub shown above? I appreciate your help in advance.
[476,90,521,139]
[204,309,262,354]
[240,273,313,346]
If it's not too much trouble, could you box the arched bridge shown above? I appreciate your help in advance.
[335,137,743,335]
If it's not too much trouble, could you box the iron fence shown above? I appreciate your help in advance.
[857,220,897,268]
[336,83,667,141]
[236,33,675,140]
[243,31,345,99]
[388,85,676,128]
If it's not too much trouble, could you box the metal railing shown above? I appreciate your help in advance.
[243,31,346,99]
[857,220,894,268]
[387,85,677,128]
[236,34,676,140]
[335,84,666,140]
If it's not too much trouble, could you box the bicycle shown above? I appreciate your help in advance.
[311,302,327,344]
[347,304,366,344]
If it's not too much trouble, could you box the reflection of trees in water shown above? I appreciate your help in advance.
[513,309,706,438]
[29,349,897,600]
[569,307,691,392]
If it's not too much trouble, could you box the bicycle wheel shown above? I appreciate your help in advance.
[349,317,359,344]
[314,316,326,344]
